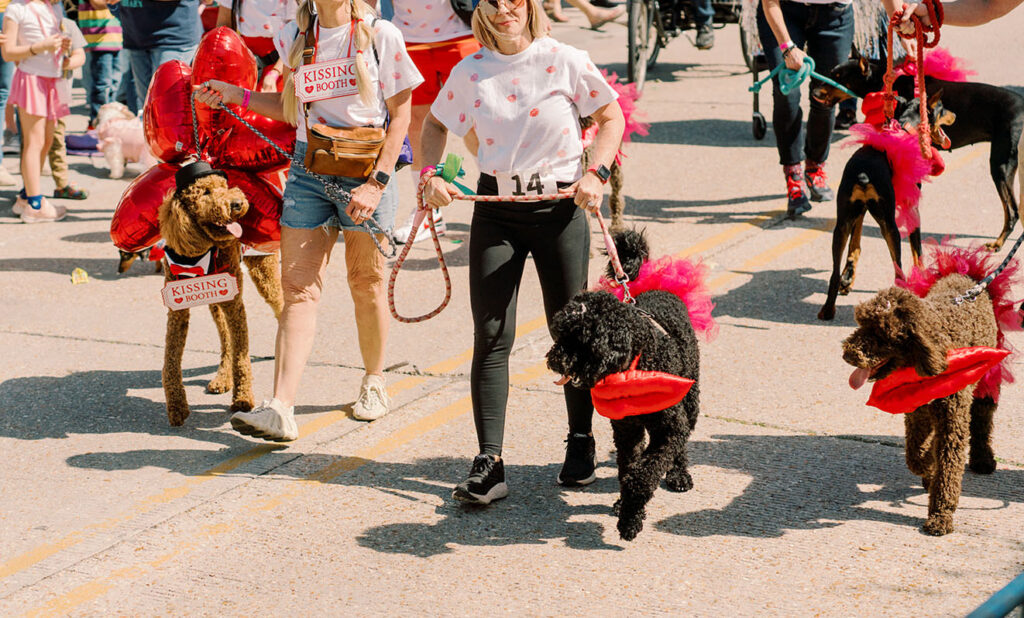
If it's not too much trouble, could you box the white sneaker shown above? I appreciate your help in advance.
[393,209,446,244]
[0,167,17,186]
[230,398,298,442]
[12,195,27,216]
[20,197,66,223]
[351,374,391,421]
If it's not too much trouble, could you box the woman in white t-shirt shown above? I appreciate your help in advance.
[1,0,73,223]
[420,0,624,506]
[195,0,423,439]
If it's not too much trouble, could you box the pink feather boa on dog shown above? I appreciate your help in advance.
[581,70,651,156]
[896,241,1021,401]
[596,255,719,342]
[896,47,975,83]
[847,123,939,238]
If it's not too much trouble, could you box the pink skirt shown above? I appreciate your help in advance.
[9,70,70,120]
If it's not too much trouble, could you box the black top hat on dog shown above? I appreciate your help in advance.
[176,160,226,191]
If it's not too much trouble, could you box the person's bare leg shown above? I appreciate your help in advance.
[566,0,624,27]
[343,230,388,376]
[272,225,339,407]
[18,109,45,197]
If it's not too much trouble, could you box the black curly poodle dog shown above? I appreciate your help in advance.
[547,229,702,540]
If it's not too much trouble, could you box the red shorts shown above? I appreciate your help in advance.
[407,36,480,107]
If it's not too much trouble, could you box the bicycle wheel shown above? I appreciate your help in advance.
[627,0,660,91]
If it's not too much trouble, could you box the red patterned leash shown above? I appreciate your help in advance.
[883,0,944,158]
[388,167,632,323]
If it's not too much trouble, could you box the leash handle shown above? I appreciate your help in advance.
[388,165,635,322]
[747,56,856,99]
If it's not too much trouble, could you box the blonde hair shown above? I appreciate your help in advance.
[283,0,376,126]
[471,0,549,53]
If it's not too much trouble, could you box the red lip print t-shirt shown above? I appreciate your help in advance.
[430,36,618,184]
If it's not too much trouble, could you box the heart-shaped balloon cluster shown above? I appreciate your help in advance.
[111,27,295,254]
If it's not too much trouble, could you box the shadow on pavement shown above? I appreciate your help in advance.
[655,433,1024,538]
[0,364,280,446]
[348,456,625,556]
[712,267,846,326]
[0,256,124,280]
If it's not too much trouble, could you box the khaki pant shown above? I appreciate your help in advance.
[47,118,68,190]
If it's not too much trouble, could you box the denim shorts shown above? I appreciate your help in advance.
[281,141,399,233]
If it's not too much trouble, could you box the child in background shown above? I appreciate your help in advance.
[47,16,87,201]
[78,0,122,128]
[2,0,74,223]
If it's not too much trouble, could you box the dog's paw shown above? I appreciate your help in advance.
[230,398,254,413]
[817,305,836,321]
[617,512,645,541]
[921,475,932,492]
[922,514,954,536]
[968,454,997,475]
[665,470,693,492]
[206,373,232,394]
[612,498,621,515]
[166,402,191,427]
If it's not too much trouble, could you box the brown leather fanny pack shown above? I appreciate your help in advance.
[303,123,385,179]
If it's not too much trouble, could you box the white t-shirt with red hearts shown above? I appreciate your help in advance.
[274,19,423,142]
[389,0,472,44]
[431,37,618,185]
[215,0,296,39]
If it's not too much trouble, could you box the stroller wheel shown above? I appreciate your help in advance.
[752,112,767,140]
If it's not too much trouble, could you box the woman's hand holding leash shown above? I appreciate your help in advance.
[571,172,604,215]
[423,176,461,209]
[347,183,383,225]
[783,46,806,71]
[194,80,244,108]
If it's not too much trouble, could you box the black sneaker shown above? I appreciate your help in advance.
[695,24,715,50]
[834,107,857,130]
[558,433,597,487]
[453,455,509,505]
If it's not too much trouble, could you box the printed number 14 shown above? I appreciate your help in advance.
[512,173,543,195]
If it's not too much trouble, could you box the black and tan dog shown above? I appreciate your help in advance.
[814,51,1024,251]
[818,94,956,321]
[158,162,283,426]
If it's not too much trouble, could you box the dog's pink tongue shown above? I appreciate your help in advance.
[849,367,872,390]
[554,375,571,386]
[225,222,243,238]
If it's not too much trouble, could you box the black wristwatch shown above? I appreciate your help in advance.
[370,170,390,189]
[587,164,611,185]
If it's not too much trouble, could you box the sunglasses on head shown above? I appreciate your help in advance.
[476,0,528,15]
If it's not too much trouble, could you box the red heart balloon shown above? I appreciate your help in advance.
[254,161,290,198]
[143,61,195,163]
[225,169,282,253]
[208,109,295,170]
[191,27,258,137]
[110,163,177,252]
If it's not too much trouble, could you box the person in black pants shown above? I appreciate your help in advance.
[757,0,854,218]
[421,0,624,505]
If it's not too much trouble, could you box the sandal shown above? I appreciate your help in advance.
[54,184,89,200]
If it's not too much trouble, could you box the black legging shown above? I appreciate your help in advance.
[469,174,593,457]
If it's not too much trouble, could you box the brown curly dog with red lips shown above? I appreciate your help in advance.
[842,277,999,536]
[159,165,283,426]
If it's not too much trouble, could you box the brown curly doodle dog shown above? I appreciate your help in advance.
[841,245,1020,535]
[159,162,283,426]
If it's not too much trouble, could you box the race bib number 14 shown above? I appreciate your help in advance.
[496,168,559,200]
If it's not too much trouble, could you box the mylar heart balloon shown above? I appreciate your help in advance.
[191,27,258,136]
[254,161,290,198]
[142,61,194,163]
[225,169,282,253]
[110,163,177,252]
[208,109,295,170]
